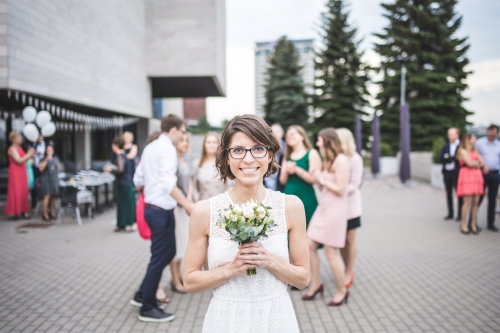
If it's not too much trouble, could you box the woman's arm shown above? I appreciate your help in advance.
[187,178,194,202]
[239,195,310,289]
[191,159,200,202]
[278,159,290,185]
[38,157,50,172]
[294,149,322,185]
[322,157,349,196]
[183,200,257,293]
[9,147,32,165]
[126,144,138,160]
[346,155,363,194]
[458,149,480,167]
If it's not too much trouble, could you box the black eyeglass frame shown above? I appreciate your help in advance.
[225,146,271,159]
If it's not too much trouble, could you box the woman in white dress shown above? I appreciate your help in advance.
[169,133,193,294]
[184,115,310,333]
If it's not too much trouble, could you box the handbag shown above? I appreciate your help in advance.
[136,193,151,240]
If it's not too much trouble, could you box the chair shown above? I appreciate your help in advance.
[57,185,94,226]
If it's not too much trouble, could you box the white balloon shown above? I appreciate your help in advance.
[41,122,56,137]
[22,106,37,123]
[23,124,39,142]
[36,110,52,128]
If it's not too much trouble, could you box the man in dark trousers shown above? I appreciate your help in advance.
[440,127,463,221]
[475,124,500,232]
[131,114,194,322]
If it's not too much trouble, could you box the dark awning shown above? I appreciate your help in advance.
[150,76,225,98]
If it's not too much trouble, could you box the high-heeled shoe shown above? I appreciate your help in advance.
[345,273,355,288]
[460,228,470,235]
[470,228,479,235]
[42,215,50,221]
[302,284,324,301]
[328,290,349,306]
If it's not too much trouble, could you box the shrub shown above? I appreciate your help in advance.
[380,142,394,157]
[432,137,446,164]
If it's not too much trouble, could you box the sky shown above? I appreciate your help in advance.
[206,0,500,127]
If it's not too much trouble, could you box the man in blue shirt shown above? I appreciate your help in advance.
[475,124,500,232]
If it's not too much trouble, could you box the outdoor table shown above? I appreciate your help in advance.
[59,172,115,213]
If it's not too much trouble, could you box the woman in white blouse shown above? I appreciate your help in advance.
[336,128,363,289]
[192,132,232,201]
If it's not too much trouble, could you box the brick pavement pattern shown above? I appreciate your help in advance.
[1,177,499,333]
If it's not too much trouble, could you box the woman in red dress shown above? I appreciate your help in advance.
[456,133,485,235]
[4,132,34,218]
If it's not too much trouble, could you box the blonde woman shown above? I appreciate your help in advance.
[122,131,138,160]
[192,132,232,201]
[336,128,363,288]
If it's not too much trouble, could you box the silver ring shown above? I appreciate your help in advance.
[257,254,260,260]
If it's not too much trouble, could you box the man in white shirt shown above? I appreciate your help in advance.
[131,114,194,322]
[440,127,463,221]
[475,124,500,232]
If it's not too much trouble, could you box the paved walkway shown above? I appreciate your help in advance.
[1,177,499,333]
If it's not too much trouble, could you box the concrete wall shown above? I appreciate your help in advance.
[4,0,151,118]
[145,0,226,93]
[0,0,7,88]
[410,152,433,183]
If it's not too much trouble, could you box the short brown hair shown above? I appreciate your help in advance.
[487,124,499,132]
[216,114,280,183]
[113,136,124,149]
[161,114,185,133]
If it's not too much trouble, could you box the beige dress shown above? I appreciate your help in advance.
[192,160,232,201]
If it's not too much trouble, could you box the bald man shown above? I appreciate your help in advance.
[440,127,463,221]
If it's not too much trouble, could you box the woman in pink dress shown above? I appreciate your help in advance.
[302,128,349,306]
[336,128,363,289]
[456,133,485,235]
[5,132,34,218]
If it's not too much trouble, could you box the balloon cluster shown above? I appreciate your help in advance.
[22,106,56,142]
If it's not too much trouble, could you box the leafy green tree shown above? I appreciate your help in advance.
[264,36,309,129]
[374,0,471,151]
[311,0,369,134]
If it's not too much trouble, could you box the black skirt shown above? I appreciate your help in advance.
[347,217,361,230]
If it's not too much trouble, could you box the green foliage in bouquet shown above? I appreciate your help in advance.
[217,199,275,276]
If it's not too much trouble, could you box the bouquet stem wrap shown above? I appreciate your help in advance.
[217,199,275,276]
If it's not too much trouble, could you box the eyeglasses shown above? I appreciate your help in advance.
[226,146,270,159]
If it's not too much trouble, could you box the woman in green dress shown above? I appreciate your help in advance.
[279,125,322,225]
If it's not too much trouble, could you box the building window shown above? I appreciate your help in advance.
[152,98,163,120]
[256,50,261,56]
[304,47,310,54]
[265,49,271,56]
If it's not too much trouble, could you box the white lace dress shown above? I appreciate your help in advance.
[202,190,300,333]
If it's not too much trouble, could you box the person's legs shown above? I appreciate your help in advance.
[340,229,357,285]
[136,207,176,312]
[460,196,472,232]
[452,172,463,219]
[49,196,57,216]
[42,195,50,219]
[486,173,500,228]
[470,195,480,232]
[169,260,185,292]
[443,172,454,217]
[305,239,321,296]
[323,245,347,302]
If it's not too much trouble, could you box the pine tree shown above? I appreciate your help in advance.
[374,0,471,152]
[311,0,369,135]
[264,36,308,129]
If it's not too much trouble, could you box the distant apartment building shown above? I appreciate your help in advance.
[254,39,314,118]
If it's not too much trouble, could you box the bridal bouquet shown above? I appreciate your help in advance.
[217,199,275,276]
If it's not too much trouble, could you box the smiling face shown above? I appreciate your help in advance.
[285,127,304,148]
[204,134,219,156]
[175,133,189,154]
[227,132,271,186]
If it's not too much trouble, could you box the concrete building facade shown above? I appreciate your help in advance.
[0,0,226,171]
[254,39,314,118]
